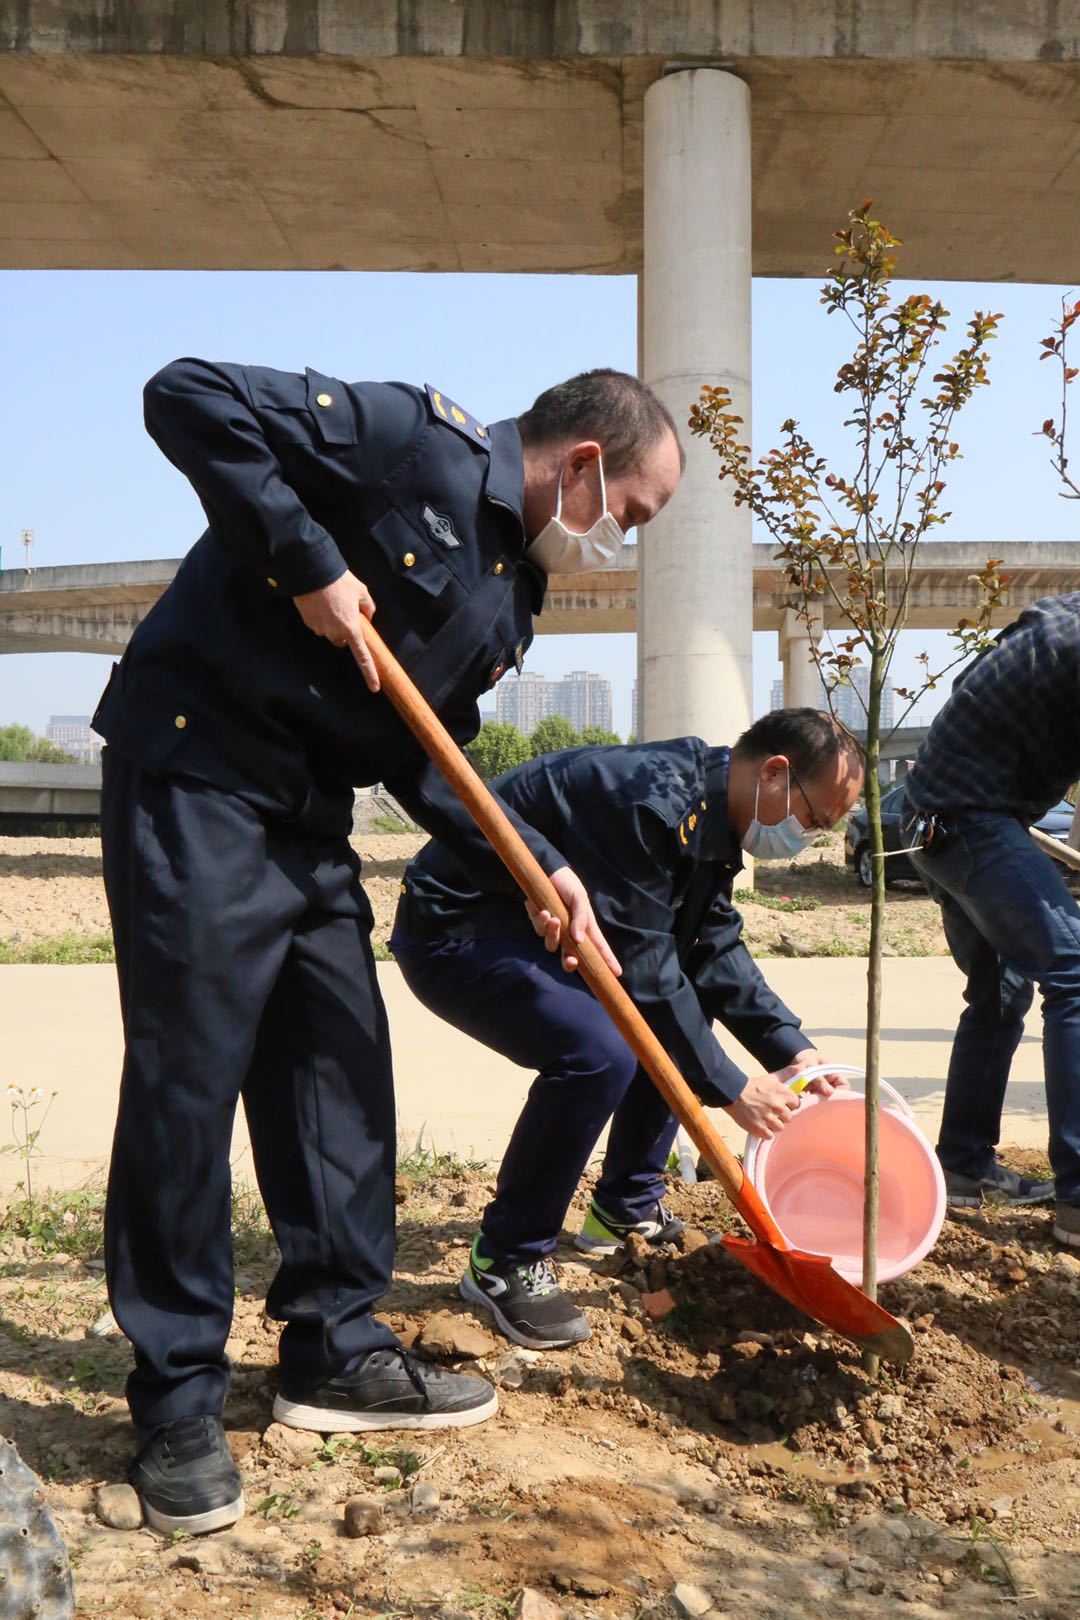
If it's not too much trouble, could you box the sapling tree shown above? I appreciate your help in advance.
[1037,294,1080,501]
[690,206,1004,1355]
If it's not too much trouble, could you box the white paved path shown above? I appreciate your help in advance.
[0,958,1050,1193]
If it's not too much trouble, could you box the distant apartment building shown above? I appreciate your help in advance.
[495,671,555,732]
[831,667,895,733]
[769,678,785,713]
[495,669,614,736]
[46,714,102,763]
[631,680,638,739]
[553,670,613,733]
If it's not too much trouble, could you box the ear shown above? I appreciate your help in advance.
[565,440,602,479]
[759,753,790,784]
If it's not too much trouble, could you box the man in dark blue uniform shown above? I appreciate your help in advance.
[391,709,864,1348]
[93,360,683,1532]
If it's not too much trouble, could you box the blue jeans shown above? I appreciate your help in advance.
[392,934,679,1265]
[908,810,1080,1202]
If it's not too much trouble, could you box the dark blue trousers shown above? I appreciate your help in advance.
[910,809,1080,1201]
[392,933,679,1265]
[101,753,398,1429]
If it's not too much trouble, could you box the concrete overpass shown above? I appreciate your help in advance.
[3,3,1078,744]
[0,761,101,820]
[4,542,1079,708]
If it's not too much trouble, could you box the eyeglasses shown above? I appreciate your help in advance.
[789,764,829,833]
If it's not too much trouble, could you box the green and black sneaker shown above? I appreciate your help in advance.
[459,1236,591,1350]
[574,1197,684,1255]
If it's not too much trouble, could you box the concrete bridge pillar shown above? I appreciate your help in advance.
[638,67,752,746]
[779,608,823,710]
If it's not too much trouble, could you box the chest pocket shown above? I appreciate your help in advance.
[369,507,457,600]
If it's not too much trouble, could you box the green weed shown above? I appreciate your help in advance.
[0,931,114,964]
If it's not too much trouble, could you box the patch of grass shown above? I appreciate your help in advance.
[398,1127,487,1184]
[663,1294,708,1345]
[256,1491,301,1522]
[457,1584,518,1620]
[748,891,820,913]
[372,815,412,835]
[360,1440,422,1480]
[373,940,393,961]
[231,1180,277,1267]
[0,1184,105,1259]
[962,1514,1019,1594]
[0,931,114,964]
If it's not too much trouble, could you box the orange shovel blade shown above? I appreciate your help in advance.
[722,1234,915,1365]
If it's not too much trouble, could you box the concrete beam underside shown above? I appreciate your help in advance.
[1,41,1079,278]
[5,543,1077,654]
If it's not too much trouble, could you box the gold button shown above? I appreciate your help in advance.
[175,715,187,729]
[316,392,333,407]
[266,576,278,588]
[399,882,407,895]
[403,552,416,568]
[476,424,486,438]
[493,561,505,575]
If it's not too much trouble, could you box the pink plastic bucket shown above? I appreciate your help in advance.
[743,1067,946,1284]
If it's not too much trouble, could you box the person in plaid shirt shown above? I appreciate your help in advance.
[904,593,1080,1241]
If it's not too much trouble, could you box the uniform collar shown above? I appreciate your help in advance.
[485,417,546,610]
[484,418,526,529]
[701,747,743,872]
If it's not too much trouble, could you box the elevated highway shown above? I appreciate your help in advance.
[3,542,1077,657]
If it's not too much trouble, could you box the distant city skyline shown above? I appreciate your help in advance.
[46,713,102,763]
[768,667,896,731]
[495,669,614,736]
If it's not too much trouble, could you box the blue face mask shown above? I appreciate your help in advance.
[741,770,821,861]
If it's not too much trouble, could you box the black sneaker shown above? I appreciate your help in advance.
[944,1158,1055,1209]
[574,1197,684,1254]
[460,1236,590,1350]
[129,1414,244,1535]
[1053,1201,1080,1247]
[273,1347,498,1433]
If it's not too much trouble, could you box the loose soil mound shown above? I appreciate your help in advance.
[2,1163,1079,1619]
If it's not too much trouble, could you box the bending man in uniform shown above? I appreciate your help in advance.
[93,363,682,1531]
[903,592,1080,1236]
[391,710,864,1347]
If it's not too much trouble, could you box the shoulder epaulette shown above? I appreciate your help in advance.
[425,383,490,447]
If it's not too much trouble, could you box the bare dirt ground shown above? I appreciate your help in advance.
[0,828,949,959]
[2,1158,1079,1620]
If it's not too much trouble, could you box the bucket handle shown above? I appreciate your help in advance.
[788,1063,915,1120]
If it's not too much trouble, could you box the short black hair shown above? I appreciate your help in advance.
[516,368,685,478]
[732,708,865,779]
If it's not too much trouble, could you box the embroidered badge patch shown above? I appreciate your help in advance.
[421,504,461,549]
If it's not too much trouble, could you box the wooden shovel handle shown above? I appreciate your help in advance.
[364,619,785,1247]
[1030,824,1080,872]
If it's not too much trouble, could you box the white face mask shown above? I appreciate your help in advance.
[741,770,821,861]
[526,453,625,575]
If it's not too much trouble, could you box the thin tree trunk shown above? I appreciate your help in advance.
[862,646,885,1377]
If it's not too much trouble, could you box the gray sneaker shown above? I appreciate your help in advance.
[1053,1202,1080,1248]
[944,1159,1055,1209]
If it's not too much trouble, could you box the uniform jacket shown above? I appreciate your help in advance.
[394,739,811,1105]
[93,358,562,876]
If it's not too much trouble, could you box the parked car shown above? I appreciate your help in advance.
[844,790,1075,889]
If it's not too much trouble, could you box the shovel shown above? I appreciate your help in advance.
[364,621,914,1365]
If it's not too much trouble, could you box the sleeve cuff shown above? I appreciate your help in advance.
[277,536,349,597]
[753,1027,812,1073]
[696,1057,748,1108]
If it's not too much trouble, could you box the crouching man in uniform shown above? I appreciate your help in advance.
[93,361,682,1532]
[391,710,864,1348]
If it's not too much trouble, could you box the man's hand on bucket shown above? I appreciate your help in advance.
[724,1072,802,1139]
[782,1050,852,1098]
[725,1053,850,1139]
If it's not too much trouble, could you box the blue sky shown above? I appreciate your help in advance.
[0,268,1076,739]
